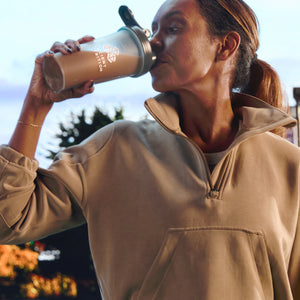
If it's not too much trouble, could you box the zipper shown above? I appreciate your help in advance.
[183,136,234,199]
[211,151,233,197]
[145,102,234,197]
[149,115,232,196]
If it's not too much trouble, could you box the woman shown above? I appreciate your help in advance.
[0,0,299,299]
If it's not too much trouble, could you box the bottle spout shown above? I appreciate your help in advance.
[119,6,151,39]
[119,6,143,29]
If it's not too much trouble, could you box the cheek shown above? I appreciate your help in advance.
[174,51,205,81]
[173,39,202,71]
[183,41,217,78]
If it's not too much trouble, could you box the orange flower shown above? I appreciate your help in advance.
[21,282,39,299]
[0,245,17,279]
[0,244,39,279]
[1,245,77,298]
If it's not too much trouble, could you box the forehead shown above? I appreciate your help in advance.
[152,0,200,24]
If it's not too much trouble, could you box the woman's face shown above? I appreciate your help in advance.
[150,0,221,93]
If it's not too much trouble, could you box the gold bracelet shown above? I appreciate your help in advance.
[17,120,42,128]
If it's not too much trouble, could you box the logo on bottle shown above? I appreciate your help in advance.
[94,45,120,72]
[104,45,120,63]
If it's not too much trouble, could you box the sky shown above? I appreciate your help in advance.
[0,0,300,166]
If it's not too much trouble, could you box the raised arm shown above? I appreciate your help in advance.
[9,35,95,159]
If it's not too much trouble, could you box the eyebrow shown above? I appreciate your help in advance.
[152,10,185,27]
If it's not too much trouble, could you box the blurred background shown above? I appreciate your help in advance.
[0,0,299,299]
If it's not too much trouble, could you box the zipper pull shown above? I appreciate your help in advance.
[209,188,219,198]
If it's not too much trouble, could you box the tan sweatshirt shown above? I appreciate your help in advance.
[0,93,299,299]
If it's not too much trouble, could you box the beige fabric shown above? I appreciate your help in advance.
[0,93,299,299]
[205,150,228,172]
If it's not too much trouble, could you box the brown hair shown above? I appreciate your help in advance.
[196,0,288,136]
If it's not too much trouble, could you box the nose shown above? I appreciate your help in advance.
[150,33,163,54]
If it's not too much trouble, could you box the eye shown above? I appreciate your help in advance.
[166,21,182,34]
[168,25,179,33]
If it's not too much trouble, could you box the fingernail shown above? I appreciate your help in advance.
[66,47,72,53]
[48,50,54,55]
[89,81,94,88]
[76,45,80,51]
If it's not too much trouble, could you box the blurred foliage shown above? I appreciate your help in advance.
[0,244,39,279]
[47,106,124,159]
[0,244,76,299]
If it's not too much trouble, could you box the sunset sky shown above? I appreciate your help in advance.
[1,0,299,166]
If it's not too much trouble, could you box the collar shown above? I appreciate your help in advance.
[144,92,296,144]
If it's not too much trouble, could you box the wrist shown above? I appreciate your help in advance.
[21,93,53,126]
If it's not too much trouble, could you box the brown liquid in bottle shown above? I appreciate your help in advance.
[43,50,141,93]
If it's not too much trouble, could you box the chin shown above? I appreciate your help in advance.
[152,85,170,93]
[151,77,177,93]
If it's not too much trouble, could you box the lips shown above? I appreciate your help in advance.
[151,57,168,70]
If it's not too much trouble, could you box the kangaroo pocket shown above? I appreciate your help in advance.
[133,227,273,300]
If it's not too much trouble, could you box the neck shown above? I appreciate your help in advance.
[176,87,238,153]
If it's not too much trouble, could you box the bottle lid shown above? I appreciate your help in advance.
[118,6,156,77]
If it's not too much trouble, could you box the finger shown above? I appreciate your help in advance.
[87,81,95,93]
[65,39,81,52]
[77,35,95,44]
[50,41,73,55]
[71,80,95,98]
[35,50,54,65]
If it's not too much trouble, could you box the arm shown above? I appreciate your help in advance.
[9,36,95,159]
[0,36,95,244]
[0,144,86,244]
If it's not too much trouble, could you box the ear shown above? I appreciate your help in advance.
[217,31,240,61]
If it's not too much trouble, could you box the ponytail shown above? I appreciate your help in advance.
[242,58,289,137]
[243,59,285,110]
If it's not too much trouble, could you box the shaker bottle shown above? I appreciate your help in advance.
[42,6,156,93]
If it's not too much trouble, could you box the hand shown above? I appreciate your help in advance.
[26,35,96,108]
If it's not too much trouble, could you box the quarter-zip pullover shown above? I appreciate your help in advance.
[0,93,299,299]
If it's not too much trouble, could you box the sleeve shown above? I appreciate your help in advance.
[0,144,86,245]
[289,214,300,299]
[288,162,300,299]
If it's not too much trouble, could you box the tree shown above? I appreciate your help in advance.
[47,106,124,159]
